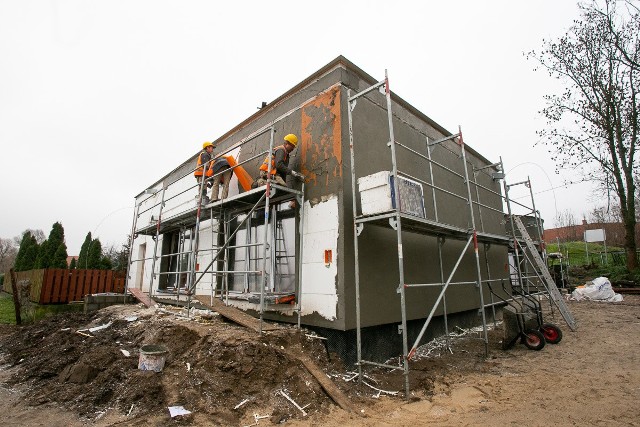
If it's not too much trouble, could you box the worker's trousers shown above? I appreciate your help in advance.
[211,167,232,201]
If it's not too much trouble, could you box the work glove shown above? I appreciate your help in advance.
[291,171,305,181]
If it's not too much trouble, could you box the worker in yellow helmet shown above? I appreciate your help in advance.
[194,142,214,203]
[255,133,305,187]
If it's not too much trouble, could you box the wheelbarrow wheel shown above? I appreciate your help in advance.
[540,323,563,344]
[522,329,545,351]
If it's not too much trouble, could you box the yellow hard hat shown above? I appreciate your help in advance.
[284,134,298,147]
[202,142,214,149]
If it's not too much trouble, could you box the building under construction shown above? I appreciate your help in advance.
[126,56,574,395]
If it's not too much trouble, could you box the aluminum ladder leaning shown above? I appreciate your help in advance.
[512,215,577,331]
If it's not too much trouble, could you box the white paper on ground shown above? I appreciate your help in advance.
[168,406,192,417]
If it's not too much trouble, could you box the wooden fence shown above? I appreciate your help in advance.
[2,269,126,304]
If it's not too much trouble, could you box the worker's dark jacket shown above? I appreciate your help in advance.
[260,145,292,180]
[212,157,231,175]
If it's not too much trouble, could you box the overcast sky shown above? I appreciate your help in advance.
[1,1,595,254]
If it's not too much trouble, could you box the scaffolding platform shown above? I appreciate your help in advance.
[355,211,510,245]
[135,183,302,236]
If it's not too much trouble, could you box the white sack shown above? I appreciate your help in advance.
[570,276,623,302]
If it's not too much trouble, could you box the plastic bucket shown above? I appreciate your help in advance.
[138,344,168,372]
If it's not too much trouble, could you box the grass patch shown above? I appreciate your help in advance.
[0,292,17,324]
[546,241,624,254]
[547,241,628,267]
[0,291,83,324]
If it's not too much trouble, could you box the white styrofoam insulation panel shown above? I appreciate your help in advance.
[299,194,339,320]
[357,170,425,218]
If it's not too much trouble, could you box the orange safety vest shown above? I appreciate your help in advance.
[194,151,213,177]
[259,145,288,176]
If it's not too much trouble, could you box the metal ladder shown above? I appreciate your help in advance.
[512,216,577,331]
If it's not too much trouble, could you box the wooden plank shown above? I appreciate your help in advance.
[77,270,87,300]
[59,270,70,303]
[54,270,67,303]
[47,268,60,303]
[90,270,100,294]
[614,287,640,294]
[101,270,109,293]
[50,270,58,303]
[83,270,92,296]
[33,270,45,303]
[40,270,53,304]
[113,276,125,293]
[128,287,156,308]
[103,270,113,293]
[96,270,104,294]
[294,353,358,414]
[68,269,79,302]
[84,270,93,298]
[193,295,279,332]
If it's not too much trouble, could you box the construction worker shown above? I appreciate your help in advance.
[194,142,214,203]
[255,133,305,187]
[210,156,232,202]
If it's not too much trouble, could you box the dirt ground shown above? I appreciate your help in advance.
[1,293,639,427]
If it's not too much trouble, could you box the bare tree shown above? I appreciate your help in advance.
[13,229,45,246]
[554,209,580,242]
[588,205,627,246]
[589,205,622,223]
[529,0,639,270]
[0,237,18,273]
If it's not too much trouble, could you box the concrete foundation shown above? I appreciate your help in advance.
[84,293,136,313]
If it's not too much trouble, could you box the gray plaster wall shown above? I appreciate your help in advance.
[338,66,510,330]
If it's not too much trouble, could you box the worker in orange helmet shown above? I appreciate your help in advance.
[194,142,214,204]
[255,133,305,187]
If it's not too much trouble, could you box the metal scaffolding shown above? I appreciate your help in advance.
[125,126,306,331]
[347,71,572,398]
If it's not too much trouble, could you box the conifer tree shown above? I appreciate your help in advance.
[35,240,49,268]
[35,222,67,269]
[69,258,77,269]
[51,242,69,269]
[14,232,39,272]
[77,232,92,269]
[86,238,102,269]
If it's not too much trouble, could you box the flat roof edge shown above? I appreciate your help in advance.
[136,55,494,197]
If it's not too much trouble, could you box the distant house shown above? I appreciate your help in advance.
[66,256,78,267]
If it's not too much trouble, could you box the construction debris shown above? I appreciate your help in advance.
[233,398,250,410]
[168,405,192,417]
[410,324,497,361]
[88,321,112,333]
[0,304,358,424]
[277,389,309,416]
